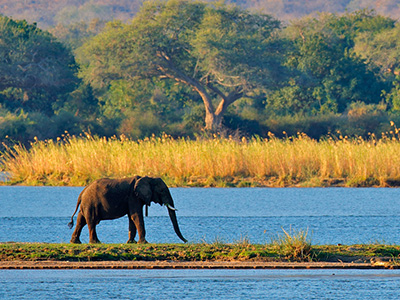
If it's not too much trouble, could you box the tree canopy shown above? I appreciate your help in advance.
[0,16,77,114]
[79,0,286,130]
[267,11,390,115]
[2,0,400,29]
[3,5,400,142]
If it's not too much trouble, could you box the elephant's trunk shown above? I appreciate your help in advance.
[167,207,187,243]
[164,194,187,243]
[161,188,187,243]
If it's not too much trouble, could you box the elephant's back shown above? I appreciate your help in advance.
[85,178,131,196]
[80,178,131,219]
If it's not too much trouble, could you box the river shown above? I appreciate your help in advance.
[1,269,400,299]
[1,186,400,299]
[1,187,400,244]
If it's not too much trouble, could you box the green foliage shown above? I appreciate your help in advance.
[355,22,400,77]
[385,75,400,111]
[118,110,162,139]
[76,20,128,88]
[264,114,338,139]
[59,83,99,120]
[0,109,32,141]
[190,3,283,89]
[78,0,286,130]
[266,82,318,115]
[0,16,78,115]
[0,109,106,145]
[2,7,400,142]
[278,11,389,116]
[264,108,394,139]
[100,80,150,120]
[325,9,395,46]
[94,77,201,139]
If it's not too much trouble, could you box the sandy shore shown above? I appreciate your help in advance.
[0,260,395,270]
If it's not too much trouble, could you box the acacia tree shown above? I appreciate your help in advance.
[78,0,285,130]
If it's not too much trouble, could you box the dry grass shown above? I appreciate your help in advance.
[2,129,400,187]
[271,227,313,261]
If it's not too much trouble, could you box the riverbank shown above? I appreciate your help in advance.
[0,260,393,270]
[0,174,355,188]
[1,243,399,269]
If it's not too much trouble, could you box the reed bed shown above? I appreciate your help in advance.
[2,131,400,187]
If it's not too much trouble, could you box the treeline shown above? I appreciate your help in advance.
[3,0,400,144]
[2,0,400,28]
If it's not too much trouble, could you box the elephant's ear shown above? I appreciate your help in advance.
[134,176,152,206]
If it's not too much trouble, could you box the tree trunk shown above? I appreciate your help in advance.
[187,80,223,131]
[205,92,242,131]
[161,63,240,131]
[204,94,241,131]
[205,110,223,131]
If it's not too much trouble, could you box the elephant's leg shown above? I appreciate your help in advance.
[127,217,137,243]
[131,213,148,244]
[70,212,86,244]
[87,221,101,244]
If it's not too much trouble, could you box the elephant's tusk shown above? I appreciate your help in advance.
[165,203,177,211]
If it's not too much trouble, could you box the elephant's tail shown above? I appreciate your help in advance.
[68,191,83,229]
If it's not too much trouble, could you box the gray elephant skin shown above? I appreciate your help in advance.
[68,176,187,244]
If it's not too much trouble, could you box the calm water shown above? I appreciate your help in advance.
[1,187,400,244]
[2,186,400,299]
[1,269,400,299]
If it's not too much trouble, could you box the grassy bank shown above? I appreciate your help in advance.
[1,243,400,265]
[2,132,400,187]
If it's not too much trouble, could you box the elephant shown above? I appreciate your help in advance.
[68,176,187,244]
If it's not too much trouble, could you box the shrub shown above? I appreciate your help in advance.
[272,227,313,261]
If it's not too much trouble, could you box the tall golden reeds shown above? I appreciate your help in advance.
[2,131,400,187]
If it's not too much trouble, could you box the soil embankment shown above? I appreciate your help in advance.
[0,260,394,270]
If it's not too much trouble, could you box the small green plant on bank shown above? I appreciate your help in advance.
[272,227,314,261]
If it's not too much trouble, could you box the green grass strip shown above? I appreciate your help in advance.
[1,243,400,263]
